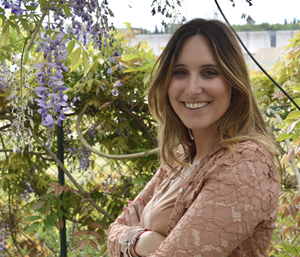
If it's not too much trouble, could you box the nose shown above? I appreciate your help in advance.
[184,74,203,96]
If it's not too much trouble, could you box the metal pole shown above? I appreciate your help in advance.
[57,122,67,257]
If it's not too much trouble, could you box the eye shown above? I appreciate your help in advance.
[203,70,218,77]
[173,70,188,76]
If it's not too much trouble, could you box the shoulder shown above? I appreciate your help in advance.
[210,140,279,187]
[219,140,276,168]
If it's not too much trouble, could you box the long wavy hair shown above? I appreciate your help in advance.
[148,18,278,171]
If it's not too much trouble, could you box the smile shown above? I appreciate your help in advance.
[184,102,210,109]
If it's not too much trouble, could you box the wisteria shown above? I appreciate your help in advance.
[20,178,34,202]
[0,218,9,256]
[34,31,71,128]
[2,0,124,130]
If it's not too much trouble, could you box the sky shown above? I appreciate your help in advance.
[108,0,300,32]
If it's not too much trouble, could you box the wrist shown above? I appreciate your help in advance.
[128,229,151,257]
[135,231,166,256]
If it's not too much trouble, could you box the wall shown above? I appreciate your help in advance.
[129,30,299,55]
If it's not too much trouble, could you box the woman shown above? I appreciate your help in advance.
[107,18,280,257]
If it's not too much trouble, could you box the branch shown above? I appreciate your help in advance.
[26,3,50,51]
[76,103,158,159]
[31,132,115,222]
[120,101,157,146]
[0,124,11,131]
[0,115,13,122]
[0,149,54,161]
[0,134,8,159]
[267,108,300,189]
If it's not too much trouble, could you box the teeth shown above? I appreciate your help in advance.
[185,102,209,109]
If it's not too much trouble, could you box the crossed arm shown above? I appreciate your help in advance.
[121,199,166,256]
[107,167,169,257]
[108,147,279,256]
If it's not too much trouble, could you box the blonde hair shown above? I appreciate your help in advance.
[148,18,278,171]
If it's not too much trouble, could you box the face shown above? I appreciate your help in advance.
[168,35,232,137]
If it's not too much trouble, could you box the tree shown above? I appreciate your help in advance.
[0,0,184,255]
[1,0,299,255]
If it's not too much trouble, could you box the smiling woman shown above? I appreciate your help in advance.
[107,18,280,257]
[168,34,232,152]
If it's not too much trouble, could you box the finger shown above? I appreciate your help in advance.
[128,202,140,226]
[137,197,145,217]
[123,207,132,227]
[119,215,125,225]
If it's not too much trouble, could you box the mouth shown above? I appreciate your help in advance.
[184,102,210,110]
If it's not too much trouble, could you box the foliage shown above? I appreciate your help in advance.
[0,0,299,256]
[0,2,161,253]
[232,22,300,32]
[250,28,300,256]
[268,191,300,257]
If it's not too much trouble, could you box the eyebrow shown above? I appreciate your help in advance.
[174,63,220,68]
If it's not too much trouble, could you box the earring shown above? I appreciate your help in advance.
[188,129,194,140]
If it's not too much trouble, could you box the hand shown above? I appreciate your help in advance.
[135,231,166,256]
[121,198,145,227]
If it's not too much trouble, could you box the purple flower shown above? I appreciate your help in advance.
[107,67,113,75]
[41,114,54,128]
[111,88,118,96]
[34,31,72,128]
[117,64,122,71]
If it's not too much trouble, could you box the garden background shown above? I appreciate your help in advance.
[0,0,300,256]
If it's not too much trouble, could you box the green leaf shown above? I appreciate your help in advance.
[49,212,57,223]
[2,46,11,51]
[20,19,30,31]
[132,177,148,184]
[276,132,292,142]
[83,51,89,75]
[63,4,70,18]
[43,218,54,231]
[146,48,153,60]
[294,246,300,253]
[290,98,300,109]
[0,55,5,63]
[281,243,299,255]
[25,222,39,234]
[25,216,42,222]
[43,201,51,216]
[58,209,63,218]
[72,47,81,68]
[292,84,300,92]
[99,243,107,255]
[122,53,138,61]
[66,40,75,56]
[31,200,45,210]
[285,110,300,120]
[25,5,38,11]
[133,184,144,191]
[0,14,6,23]
[2,22,10,45]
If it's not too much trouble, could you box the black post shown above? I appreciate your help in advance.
[57,122,67,257]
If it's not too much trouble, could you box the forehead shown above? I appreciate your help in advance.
[175,35,218,65]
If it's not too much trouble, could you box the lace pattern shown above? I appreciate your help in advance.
[107,141,280,257]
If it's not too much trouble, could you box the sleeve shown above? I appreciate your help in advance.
[107,167,169,257]
[148,149,279,256]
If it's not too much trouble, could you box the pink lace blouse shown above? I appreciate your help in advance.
[107,141,280,256]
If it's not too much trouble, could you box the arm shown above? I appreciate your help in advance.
[107,167,169,257]
[147,153,279,256]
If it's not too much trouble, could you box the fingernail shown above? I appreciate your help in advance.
[128,201,131,204]
[123,207,127,211]
[137,197,141,201]
[120,218,123,222]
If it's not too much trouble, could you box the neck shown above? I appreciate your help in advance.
[192,127,219,163]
